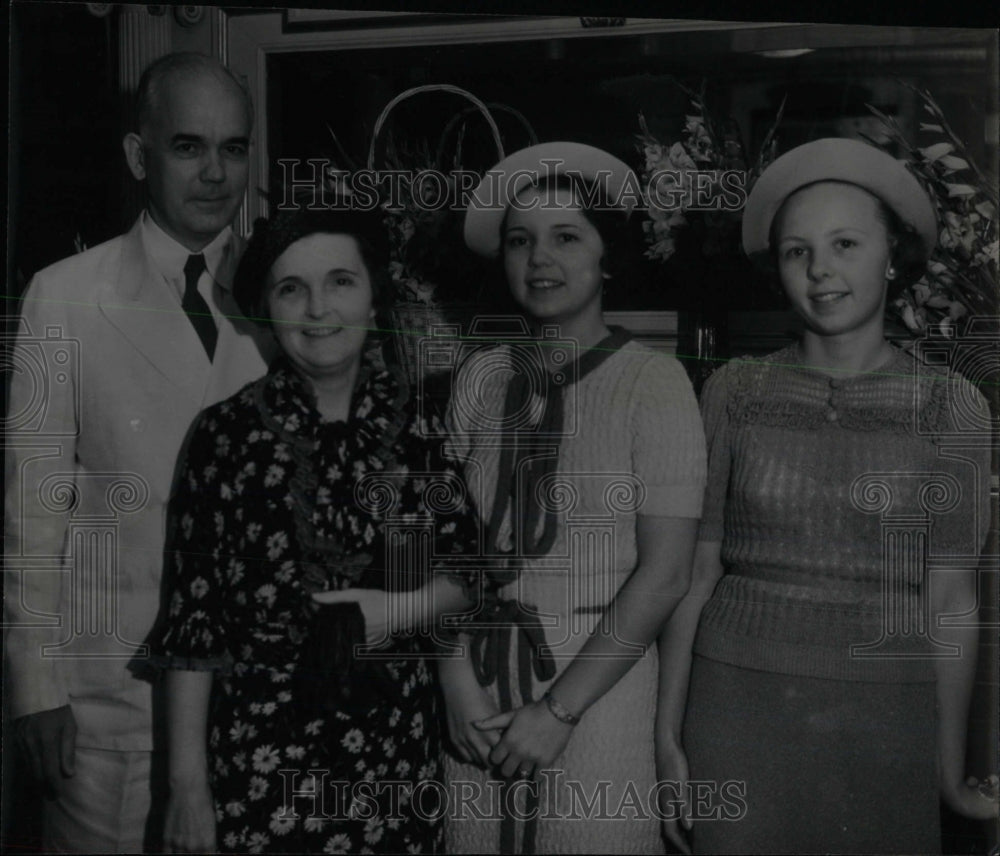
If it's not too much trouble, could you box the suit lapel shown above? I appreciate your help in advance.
[204,231,275,404]
[98,219,212,397]
[206,285,274,405]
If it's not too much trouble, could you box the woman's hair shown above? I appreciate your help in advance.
[233,203,391,326]
[498,173,635,280]
[754,180,928,301]
[873,199,928,297]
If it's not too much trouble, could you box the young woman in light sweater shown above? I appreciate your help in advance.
[658,138,997,854]
[439,142,707,853]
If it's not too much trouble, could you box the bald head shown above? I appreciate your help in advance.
[123,52,253,251]
[134,52,253,136]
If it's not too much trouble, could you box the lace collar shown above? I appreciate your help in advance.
[724,344,950,433]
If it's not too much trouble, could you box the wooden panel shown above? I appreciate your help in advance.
[605,310,679,354]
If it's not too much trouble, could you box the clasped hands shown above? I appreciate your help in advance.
[314,587,576,779]
[466,699,576,780]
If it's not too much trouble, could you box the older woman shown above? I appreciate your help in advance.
[439,143,707,853]
[152,204,481,854]
[658,138,996,853]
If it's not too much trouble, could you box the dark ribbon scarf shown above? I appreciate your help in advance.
[472,326,633,854]
[254,357,411,714]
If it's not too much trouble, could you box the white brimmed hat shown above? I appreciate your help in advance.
[463,141,637,258]
[742,137,937,257]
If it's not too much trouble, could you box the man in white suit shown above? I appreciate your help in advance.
[4,52,273,852]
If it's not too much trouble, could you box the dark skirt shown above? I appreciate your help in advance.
[683,655,940,855]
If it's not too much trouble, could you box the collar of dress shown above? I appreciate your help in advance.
[253,356,411,598]
[487,325,634,558]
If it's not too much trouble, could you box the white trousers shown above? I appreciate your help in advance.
[43,748,166,854]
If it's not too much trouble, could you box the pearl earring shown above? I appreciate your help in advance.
[886,266,897,280]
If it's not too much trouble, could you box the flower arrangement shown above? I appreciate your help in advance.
[636,82,785,263]
[864,84,998,338]
[359,84,517,313]
[321,84,527,384]
[320,139,449,308]
[378,136,458,306]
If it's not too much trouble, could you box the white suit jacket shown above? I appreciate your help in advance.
[4,216,274,750]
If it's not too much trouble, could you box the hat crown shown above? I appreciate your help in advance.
[741,137,937,258]
[464,141,637,257]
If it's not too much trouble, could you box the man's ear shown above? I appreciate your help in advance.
[123,133,146,181]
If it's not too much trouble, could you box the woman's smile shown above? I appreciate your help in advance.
[808,289,849,305]
[300,324,343,337]
[265,232,375,386]
[807,291,851,314]
[525,276,564,290]
[503,185,607,335]
[775,182,893,340]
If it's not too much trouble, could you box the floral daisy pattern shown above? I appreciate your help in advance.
[152,358,482,853]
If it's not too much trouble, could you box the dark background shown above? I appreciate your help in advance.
[8,5,998,311]
[265,23,994,311]
[9,2,126,292]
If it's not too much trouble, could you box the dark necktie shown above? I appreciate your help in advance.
[182,253,217,360]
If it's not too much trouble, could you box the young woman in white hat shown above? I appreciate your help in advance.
[439,142,707,853]
[657,138,996,853]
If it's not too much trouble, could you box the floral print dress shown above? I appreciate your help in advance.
[152,358,481,854]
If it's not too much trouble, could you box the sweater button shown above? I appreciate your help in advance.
[826,409,839,422]
[829,377,842,389]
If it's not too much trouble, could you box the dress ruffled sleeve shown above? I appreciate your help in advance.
[149,410,234,673]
